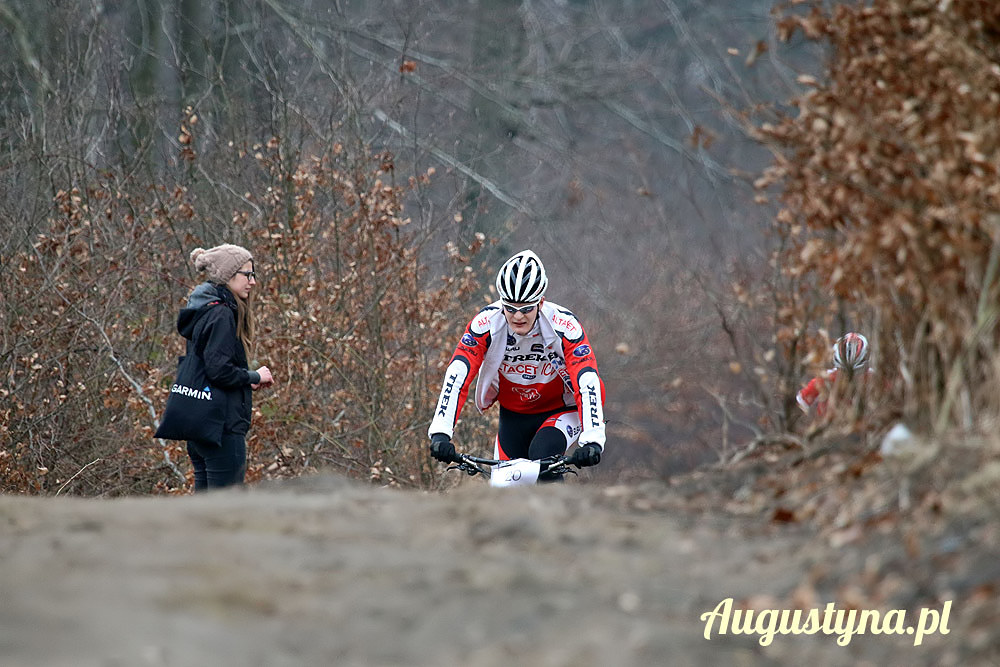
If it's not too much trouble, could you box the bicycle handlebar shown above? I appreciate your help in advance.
[446,452,575,480]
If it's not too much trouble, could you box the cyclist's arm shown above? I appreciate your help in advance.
[428,317,489,439]
[795,378,820,413]
[796,369,837,413]
[560,320,606,450]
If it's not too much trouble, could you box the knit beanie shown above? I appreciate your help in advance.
[190,244,253,284]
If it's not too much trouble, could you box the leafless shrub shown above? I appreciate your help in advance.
[0,111,487,495]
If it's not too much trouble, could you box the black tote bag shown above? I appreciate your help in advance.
[154,353,226,446]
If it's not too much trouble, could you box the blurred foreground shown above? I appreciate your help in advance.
[1,431,996,666]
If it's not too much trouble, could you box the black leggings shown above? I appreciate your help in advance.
[497,406,573,462]
[187,432,247,491]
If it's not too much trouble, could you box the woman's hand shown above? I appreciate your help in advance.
[252,365,274,390]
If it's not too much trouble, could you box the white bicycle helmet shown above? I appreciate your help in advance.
[495,250,547,303]
[833,332,870,370]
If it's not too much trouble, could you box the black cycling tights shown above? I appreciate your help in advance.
[497,406,573,480]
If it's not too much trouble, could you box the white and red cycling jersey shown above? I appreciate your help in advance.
[796,367,874,417]
[428,299,607,450]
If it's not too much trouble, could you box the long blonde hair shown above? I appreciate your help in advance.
[234,291,255,359]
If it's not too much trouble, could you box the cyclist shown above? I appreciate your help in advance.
[428,250,606,479]
[796,332,872,418]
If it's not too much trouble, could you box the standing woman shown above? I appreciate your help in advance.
[180,244,273,491]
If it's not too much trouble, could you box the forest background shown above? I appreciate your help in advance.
[2,0,1000,496]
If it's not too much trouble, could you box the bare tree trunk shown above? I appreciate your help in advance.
[124,0,178,172]
[179,0,212,105]
[460,0,527,244]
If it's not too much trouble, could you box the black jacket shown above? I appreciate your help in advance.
[177,283,258,436]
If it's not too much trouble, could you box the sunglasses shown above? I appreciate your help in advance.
[502,303,538,315]
[236,270,256,280]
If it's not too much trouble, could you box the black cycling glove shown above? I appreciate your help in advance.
[568,443,602,467]
[429,433,458,463]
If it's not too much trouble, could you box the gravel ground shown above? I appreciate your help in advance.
[0,467,979,667]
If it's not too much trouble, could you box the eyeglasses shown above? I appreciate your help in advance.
[236,270,256,280]
[502,302,538,315]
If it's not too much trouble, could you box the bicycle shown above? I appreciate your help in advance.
[446,451,578,487]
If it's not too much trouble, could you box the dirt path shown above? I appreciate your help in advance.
[0,471,973,666]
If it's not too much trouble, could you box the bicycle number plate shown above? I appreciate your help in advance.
[490,459,540,488]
